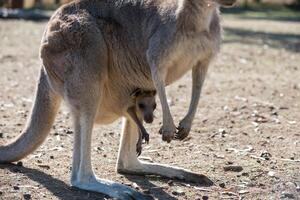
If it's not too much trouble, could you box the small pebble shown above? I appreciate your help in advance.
[223,165,243,172]
[172,190,185,196]
[281,191,295,199]
[23,194,31,200]
[38,164,50,170]
[13,186,20,190]
[268,171,276,177]
[202,196,209,200]
[242,172,249,176]
[50,155,54,159]
[239,190,249,194]
[167,180,174,186]
[260,151,272,160]
[109,132,114,136]
[219,182,225,188]
[259,183,265,187]
[284,182,296,189]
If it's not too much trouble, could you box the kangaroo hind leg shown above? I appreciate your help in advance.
[62,38,151,199]
[66,65,151,200]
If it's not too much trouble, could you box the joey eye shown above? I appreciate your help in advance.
[138,103,145,109]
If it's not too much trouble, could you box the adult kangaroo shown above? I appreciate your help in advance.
[0,0,236,199]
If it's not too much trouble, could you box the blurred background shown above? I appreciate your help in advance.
[0,0,300,9]
[0,0,72,9]
[0,0,300,22]
[0,0,300,14]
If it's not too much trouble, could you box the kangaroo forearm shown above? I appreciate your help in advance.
[150,67,173,124]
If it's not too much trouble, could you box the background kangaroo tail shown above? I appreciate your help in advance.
[0,69,61,163]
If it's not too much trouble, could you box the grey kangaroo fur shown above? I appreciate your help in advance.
[0,0,236,199]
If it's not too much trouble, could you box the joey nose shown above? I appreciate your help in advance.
[144,115,154,123]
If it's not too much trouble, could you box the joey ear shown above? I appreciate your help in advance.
[130,88,142,97]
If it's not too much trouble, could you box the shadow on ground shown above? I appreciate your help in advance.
[1,163,214,200]
[0,163,107,200]
[224,27,300,53]
[124,174,214,200]
[125,175,177,200]
[222,6,300,22]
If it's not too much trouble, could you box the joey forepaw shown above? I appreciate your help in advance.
[142,132,150,144]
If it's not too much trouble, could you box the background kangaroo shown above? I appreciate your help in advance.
[0,0,236,199]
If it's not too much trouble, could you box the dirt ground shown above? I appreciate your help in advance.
[0,10,299,200]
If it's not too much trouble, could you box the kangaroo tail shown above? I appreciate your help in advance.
[0,69,61,163]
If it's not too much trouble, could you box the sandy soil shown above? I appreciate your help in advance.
[0,13,299,200]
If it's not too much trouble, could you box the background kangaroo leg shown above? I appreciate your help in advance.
[176,61,209,140]
[147,30,177,143]
[70,117,82,183]
[68,92,151,200]
[116,118,213,186]
[149,64,176,143]
[62,47,151,199]
[117,118,142,172]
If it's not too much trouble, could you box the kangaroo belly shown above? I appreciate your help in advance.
[94,111,119,124]
[165,57,196,85]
